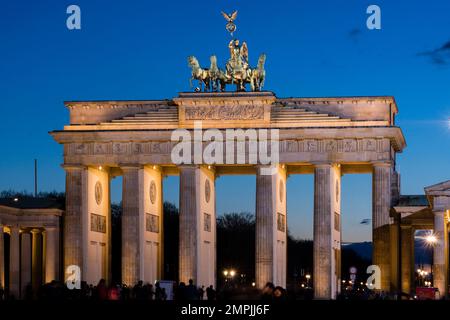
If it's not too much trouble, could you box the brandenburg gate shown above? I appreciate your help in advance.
[50,15,407,298]
[50,91,406,299]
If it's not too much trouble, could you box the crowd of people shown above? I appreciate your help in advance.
[0,278,220,301]
[0,279,295,301]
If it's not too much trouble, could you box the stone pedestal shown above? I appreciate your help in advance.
[255,165,287,289]
[372,162,392,292]
[313,164,341,299]
[179,165,216,288]
[21,232,31,297]
[44,227,59,283]
[9,226,20,298]
[121,166,141,286]
[400,226,414,295]
[433,211,448,298]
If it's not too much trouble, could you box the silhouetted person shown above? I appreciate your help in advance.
[96,279,108,300]
[161,288,167,300]
[144,283,154,300]
[198,286,205,300]
[261,282,274,301]
[108,282,120,300]
[186,279,198,300]
[133,280,145,300]
[177,282,187,301]
[273,286,287,301]
[206,285,216,300]
[155,282,163,300]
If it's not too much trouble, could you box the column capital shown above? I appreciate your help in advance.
[9,225,20,232]
[312,162,332,168]
[30,228,41,234]
[371,161,393,168]
[120,164,143,171]
[145,164,163,173]
[61,164,86,171]
[177,164,201,170]
[43,226,58,231]
[312,162,342,169]
[255,163,286,170]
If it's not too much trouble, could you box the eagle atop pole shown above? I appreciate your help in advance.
[221,10,238,36]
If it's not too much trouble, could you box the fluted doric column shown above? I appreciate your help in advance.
[255,165,287,289]
[31,229,42,293]
[9,226,20,298]
[44,227,60,283]
[400,225,414,295]
[121,165,141,286]
[21,232,32,297]
[140,165,163,285]
[63,165,85,280]
[179,165,216,288]
[433,210,448,299]
[372,162,392,292]
[313,164,341,299]
[0,225,4,289]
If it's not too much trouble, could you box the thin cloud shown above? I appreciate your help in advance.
[360,219,371,225]
[418,40,450,65]
[348,28,361,43]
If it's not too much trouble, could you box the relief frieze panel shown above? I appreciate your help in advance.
[66,138,392,161]
[184,105,265,120]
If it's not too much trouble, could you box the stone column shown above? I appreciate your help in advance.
[389,221,399,293]
[433,210,448,299]
[44,227,59,283]
[9,226,20,298]
[63,165,85,280]
[400,225,414,295]
[0,225,4,289]
[21,232,32,297]
[31,229,42,293]
[372,162,392,292]
[121,165,141,286]
[179,166,197,284]
[179,165,216,287]
[255,165,287,289]
[313,164,341,299]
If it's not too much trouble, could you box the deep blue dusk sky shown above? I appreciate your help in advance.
[1,0,449,242]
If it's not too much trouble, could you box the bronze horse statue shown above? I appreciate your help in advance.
[250,54,266,92]
[188,41,266,92]
[188,56,211,92]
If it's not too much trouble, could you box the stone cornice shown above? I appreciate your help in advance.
[50,126,406,152]
[65,100,170,110]
[278,96,397,111]
[0,205,63,216]
[174,91,276,107]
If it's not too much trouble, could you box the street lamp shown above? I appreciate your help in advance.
[223,270,229,277]
[424,233,438,287]
[426,234,437,245]
[305,274,311,288]
[230,270,236,277]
